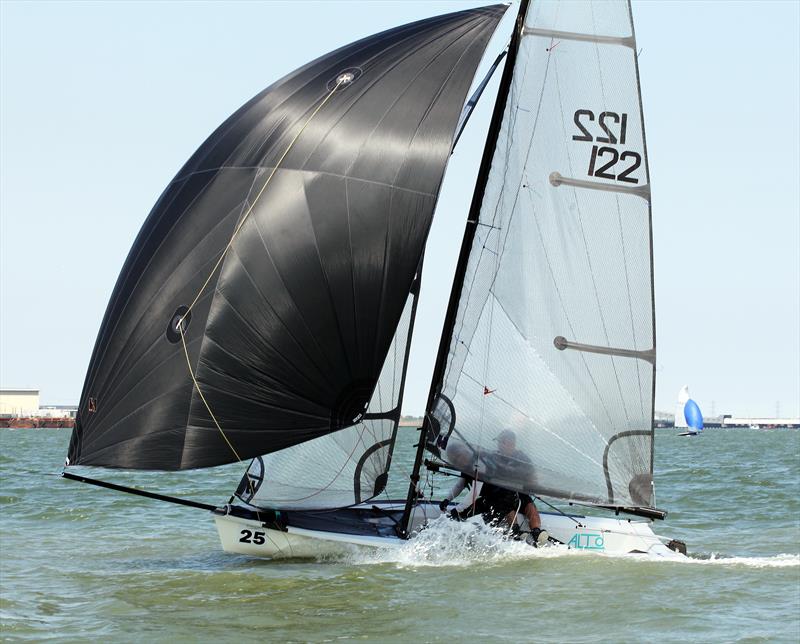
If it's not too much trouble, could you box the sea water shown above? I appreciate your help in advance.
[1,427,798,642]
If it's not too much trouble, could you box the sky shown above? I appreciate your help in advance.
[1,0,798,418]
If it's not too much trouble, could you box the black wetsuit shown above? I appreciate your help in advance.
[457,449,536,524]
[469,482,534,524]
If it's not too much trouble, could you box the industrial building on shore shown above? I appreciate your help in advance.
[0,389,41,417]
[654,410,798,429]
[0,389,77,428]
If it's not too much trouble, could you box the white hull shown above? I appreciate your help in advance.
[214,502,683,560]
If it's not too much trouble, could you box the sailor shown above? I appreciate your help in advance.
[437,439,480,515]
[438,430,549,547]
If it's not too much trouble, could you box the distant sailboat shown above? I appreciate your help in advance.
[676,386,704,436]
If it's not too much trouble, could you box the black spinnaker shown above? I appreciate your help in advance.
[67,6,506,471]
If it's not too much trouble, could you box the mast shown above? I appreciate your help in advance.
[627,0,658,481]
[399,0,531,539]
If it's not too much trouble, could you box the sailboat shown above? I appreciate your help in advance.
[675,385,704,436]
[64,0,685,560]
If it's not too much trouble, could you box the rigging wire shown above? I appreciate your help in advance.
[533,495,582,527]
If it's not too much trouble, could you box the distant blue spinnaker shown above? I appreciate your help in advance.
[684,399,704,430]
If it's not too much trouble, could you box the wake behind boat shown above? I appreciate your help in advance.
[63,0,686,561]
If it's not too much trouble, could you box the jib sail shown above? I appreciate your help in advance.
[236,281,419,510]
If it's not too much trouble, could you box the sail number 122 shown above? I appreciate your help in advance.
[572,109,641,184]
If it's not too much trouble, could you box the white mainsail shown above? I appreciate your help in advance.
[674,385,690,429]
[430,0,656,509]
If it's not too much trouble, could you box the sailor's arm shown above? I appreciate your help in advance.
[454,480,482,512]
[438,476,469,510]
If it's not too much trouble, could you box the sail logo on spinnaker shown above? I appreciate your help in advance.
[567,532,605,550]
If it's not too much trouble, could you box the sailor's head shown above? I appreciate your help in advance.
[445,440,472,470]
[494,429,517,456]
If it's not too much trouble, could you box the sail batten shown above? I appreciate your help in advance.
[68,5,507,471]
[523,27,635,48]
[424,0,656,510]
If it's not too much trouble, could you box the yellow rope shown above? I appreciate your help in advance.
[179,327,243,461]
[177,77,347,462]
[181,78,346,322]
